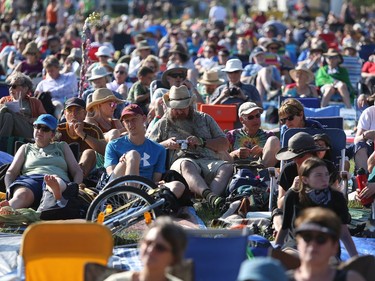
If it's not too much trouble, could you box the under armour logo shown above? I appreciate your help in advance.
[141,152,151,166]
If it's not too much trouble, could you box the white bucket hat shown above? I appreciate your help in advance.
[88,66,111,81]
[95,46,112,58]
[222,59,243,72]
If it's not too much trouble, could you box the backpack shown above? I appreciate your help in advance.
[36,91,55,116]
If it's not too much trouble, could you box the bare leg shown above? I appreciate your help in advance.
[321,86,335,107]
[209,163,233,196]
[79,149,96,178]
[112,150,141,179]
[179,160,208,196]
[44,175,67,200]
[164,181,185,198]
[262,136,280,168]
[8,186,35,209]
[336,82,352,108]
[355,147,369,173]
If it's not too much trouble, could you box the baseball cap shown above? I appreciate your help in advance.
[65,97,86,109]
[121,104,145,120]
[238,102,263,117]
[33,114,58,131]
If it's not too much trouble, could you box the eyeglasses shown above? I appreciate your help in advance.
[33,124,52,132]
[243,113,261,120]
[279,115,296,124]
[115,70,125,74]
[298,232,331,245]
[143,240,171,253]
[66,107,84,114]
[9,84,22,89]
[169,73,186,79]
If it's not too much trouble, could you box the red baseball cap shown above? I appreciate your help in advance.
[121,104,145,120]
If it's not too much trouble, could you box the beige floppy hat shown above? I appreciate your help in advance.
[289,65,315,84]
[86,88,124,111]
[162,85,196,109]
[198,70,224,85]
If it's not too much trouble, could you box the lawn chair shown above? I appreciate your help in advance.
[184,228,248,281]
[19,221,113,281]
[199,104,238,131]
[279,96,321,108]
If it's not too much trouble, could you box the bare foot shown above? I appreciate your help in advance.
[44,175,62,200]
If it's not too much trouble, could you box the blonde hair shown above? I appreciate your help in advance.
[278,98,304,118]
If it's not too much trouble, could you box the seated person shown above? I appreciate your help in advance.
[198,70,225,104]
[0,72,46,138]
[210,59,261,106]
[361,53,375,96]
[57,97,106,179]
[127,66,154,115]
[283,65,319,98]
[147,85,234,209]
[278,98,323,140]
[315,48,353,108]
[3,114,82,209]
[226,102,280,168]
[106,63,133,96]
[104,104,191,213]
[85,88,125,142]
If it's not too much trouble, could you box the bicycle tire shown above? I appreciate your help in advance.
[102,175,158,193]
[86,185,161,235]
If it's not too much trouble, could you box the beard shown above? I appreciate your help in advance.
[168,106,194,122]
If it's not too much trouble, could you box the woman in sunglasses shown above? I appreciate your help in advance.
[0,72,46,138]
[3,114,82,210]
[85,88,125,142]
[278,98,323,140]
[289,207,364,281]
[274,158,358,259]
[105,216,187,281]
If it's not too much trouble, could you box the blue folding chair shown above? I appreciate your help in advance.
[184,229,248,281]
[279,96,320,108]
[307,116,344,130]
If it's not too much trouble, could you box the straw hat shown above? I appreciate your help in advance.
[86,88,124,111]
[198,70,224,85]
[136,40,151,51]
[289,65,315,84]
[22,41,39,56]
[276,132,328,161]
[323,48,343,64]
[161,64,188,87]
[88,66,111,81]
[162,85,196,109]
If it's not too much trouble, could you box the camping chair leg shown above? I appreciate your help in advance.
[268,167,277,212]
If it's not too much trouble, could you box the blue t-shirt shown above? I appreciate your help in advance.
[104,135,166,180]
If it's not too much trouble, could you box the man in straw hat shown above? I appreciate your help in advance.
[226,102,280,168]
[210,58,261,106]
[104,104,192,213]
[147,85,233,209]
[198,70,224,103]
[315,48,353,108]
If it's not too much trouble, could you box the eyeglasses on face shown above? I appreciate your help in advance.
[66,107,84,114]
[279,114,296,124]
[115,70,125,74]
[9,84,23,89]
[169,73,186,79]
[33,124,52,132]
[243,113,261,121]
[143,240,171,253]
[298,232,331,245]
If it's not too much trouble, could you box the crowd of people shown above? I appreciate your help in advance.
[0,0,375,279]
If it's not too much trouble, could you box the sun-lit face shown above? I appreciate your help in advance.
[240,109,262,133]
[301,165,330,190]
[121,114,146,135]
[65,106,86,124]
[170,107,190,120]
[226,70,242,84]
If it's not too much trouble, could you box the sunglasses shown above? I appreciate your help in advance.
[33,124,52,132]
[10,84,22,89]
[28,52,36,55]
[115,70,125,74]
[169,73,186,79]
[109,102,117,108]
[244,113,261,121]
[279,115,296,124]
[298,232,331,245]
[143,240,171,253]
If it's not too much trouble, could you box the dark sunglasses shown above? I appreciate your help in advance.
[115,70,125,74]
[143,240,171,253]
[244,113,261,121]
[268,46,279,50]
[298,232,331,245]
[33,124,52,132]
[169,73,186,79]
[10,84,22,89]
[279,115,296,124]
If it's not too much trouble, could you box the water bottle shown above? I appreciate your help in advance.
[356,168,374,207]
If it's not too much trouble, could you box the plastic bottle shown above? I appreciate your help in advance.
[356,168,374,206]
[97,211,105,224]
[144,212,152,225]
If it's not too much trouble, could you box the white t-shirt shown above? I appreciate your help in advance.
[209,5,227,22]
[358,106,375,131]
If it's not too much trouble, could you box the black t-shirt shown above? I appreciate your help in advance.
[278,159,339,192]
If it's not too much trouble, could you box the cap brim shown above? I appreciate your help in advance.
[275,146,328,161]
[295,222,336,236]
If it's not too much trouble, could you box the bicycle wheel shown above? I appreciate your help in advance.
[102,175,158,193]
[86,186,162,235]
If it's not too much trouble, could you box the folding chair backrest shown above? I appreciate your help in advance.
[184,229,248,281]
[264,53,281,70]
[199,104,237,131]
[341,55,363,91]
[304,106,341,118]
[279,96,321,108]
[20,222,113,281]
[307,116,344,129]
[282,128,346,168]
[359,44,375,61]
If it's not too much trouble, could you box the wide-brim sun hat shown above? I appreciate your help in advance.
[222,58,243,72]
[162,85,196,109]
[323,48,343,64]
[289,65,315,84]
[275,132,328,161]
[198,70,224,85]
[88,66,111,81]
[161,64,188,87]
[22,41,39,56]
[86,88,124,111]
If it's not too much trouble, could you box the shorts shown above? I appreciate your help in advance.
[170,157,229,184]
[7,174,44,209]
